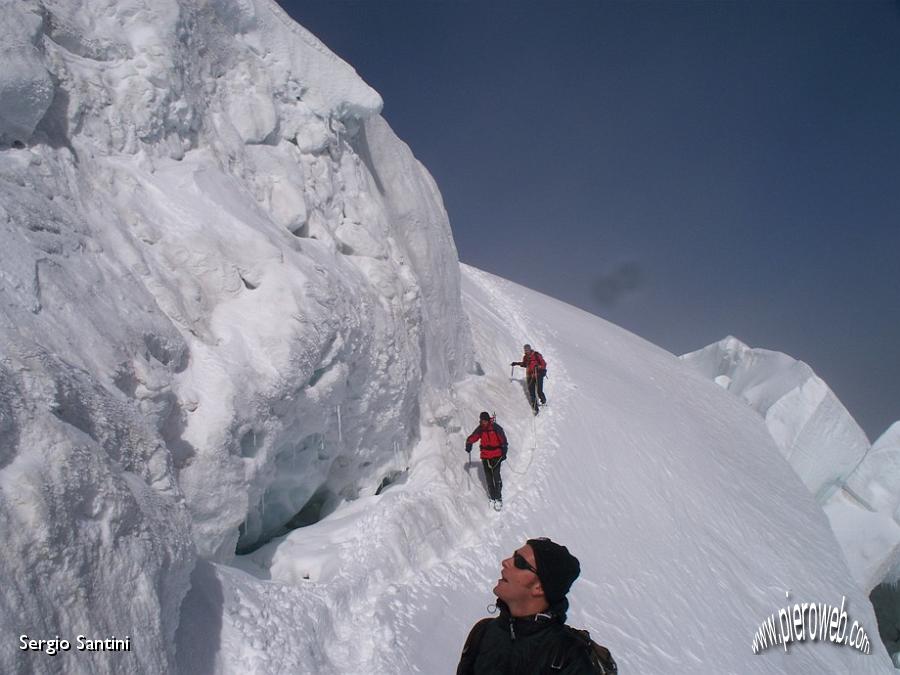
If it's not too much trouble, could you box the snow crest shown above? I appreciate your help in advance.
[681,335,869,502]
[682,337,900,595]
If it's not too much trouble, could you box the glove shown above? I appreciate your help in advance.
[510,362,517,366]
[465,444,472,454]
[501,447,508,462]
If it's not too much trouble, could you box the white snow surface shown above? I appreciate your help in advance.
[1,1,896,673]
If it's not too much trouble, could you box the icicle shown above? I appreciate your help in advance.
[336,404,342,444]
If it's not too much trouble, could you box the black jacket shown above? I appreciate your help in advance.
[456,600,595,674]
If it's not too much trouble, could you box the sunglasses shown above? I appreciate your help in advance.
[513,551,538,574]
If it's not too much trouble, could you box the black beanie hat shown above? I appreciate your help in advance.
[479,411,491,421]
[526,538,580,605]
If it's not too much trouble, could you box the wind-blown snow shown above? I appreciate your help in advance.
[1,0,896,673]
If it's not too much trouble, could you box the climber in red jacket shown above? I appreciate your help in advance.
[511,344,547,415]
[465,412,508,510]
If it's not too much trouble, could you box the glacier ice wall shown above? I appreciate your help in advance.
[0,0,472,672]
[826,422,900,592]
[680,335,869,502]
[682,337,900,592]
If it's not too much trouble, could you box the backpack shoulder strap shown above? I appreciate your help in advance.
[493,422,507,443]
[546,626,617,674]
[456,617,493,675]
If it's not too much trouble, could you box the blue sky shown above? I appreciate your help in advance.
[277,0,900,440]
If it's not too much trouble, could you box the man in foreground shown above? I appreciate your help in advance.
[456,538,616,674]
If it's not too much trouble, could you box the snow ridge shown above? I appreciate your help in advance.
[682,336,900,602]
[681,336,869,502]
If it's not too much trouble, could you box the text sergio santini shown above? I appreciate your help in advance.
[20,634,131,655]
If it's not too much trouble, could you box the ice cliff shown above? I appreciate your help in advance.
[682,337,900,593]
[0,0,471,672]
[681,336,870,503]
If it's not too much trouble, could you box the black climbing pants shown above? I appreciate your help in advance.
[482,458,503,500]
[527,373,546,410]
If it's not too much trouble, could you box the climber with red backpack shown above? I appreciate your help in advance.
[511,344,547,415]
[465,411,508,511]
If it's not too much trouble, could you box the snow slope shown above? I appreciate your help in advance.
[186,266,892,673]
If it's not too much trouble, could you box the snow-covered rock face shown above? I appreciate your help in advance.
[0,0,471,671]
[680,336,869,502]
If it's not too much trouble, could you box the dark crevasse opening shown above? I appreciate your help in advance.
[235,482,338,556]
[375,469,408,495]
[282,484,336,530]
[869,581,900,668]
[233,428,411,556]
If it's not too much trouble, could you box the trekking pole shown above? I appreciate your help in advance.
[510,364,515,379]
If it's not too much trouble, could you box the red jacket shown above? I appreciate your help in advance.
[466,421,508,460]
[515,350,546,378]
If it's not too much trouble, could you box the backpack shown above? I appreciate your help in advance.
[457,618,617,675]
[546,626,617,674]
[492,420,508,460]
